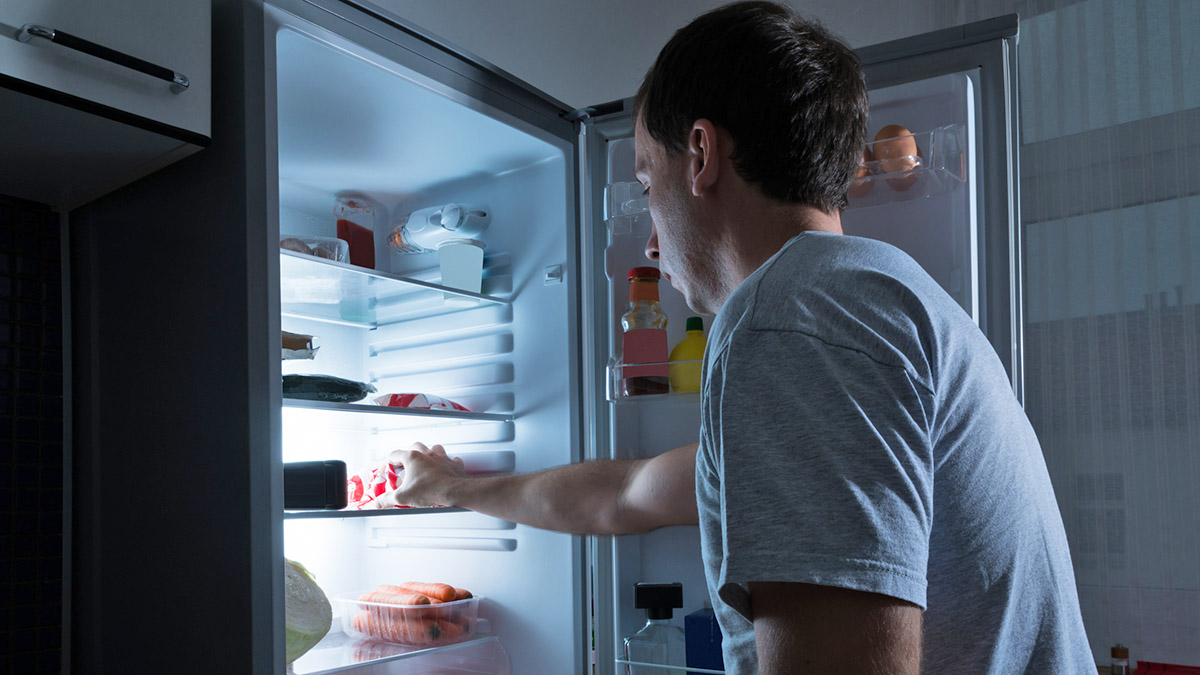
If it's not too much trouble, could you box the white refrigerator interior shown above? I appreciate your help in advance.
[268,7,583,673]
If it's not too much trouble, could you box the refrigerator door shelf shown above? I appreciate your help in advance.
[281,250,509,328]
[606,359,704,403]
[604,181,652,236]
[846,123,967,210]
[291,631,510,675]
[614,659,724,674]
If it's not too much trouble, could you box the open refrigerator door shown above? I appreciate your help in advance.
[264,1,587,672]
[582,16,1019,675]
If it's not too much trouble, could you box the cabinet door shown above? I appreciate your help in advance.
[0,0,211,137]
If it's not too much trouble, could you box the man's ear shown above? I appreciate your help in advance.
[688,119,721,197]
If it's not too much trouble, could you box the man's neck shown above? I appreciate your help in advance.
[724,203,841,288]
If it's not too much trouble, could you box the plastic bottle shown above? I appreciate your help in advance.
[1111,644,1129,675]
[387,203,490,254]
[335,196,376,269]
[620,267,669,396]
[668,316,706,392]
[623,583,685,674]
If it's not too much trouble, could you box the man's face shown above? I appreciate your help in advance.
[634,121,722,315]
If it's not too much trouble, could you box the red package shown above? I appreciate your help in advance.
[1135,663,1200,674]
[374,393,470,412]
[347,461,405,510]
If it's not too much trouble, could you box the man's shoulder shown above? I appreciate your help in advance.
[717,232,931,333]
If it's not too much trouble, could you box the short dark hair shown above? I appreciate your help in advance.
[634,1,868,213]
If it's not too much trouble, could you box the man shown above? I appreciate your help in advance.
[379,2,1095,673]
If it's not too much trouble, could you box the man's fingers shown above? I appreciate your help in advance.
[387,449,413,467]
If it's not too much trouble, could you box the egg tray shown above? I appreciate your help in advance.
[846,124,967,210]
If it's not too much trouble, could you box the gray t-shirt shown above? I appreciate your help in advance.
[696,231,1093,673]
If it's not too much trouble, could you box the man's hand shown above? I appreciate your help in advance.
[368,443,467,509]
[750,582,922,674]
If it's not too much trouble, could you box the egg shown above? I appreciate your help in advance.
[848,146,874,200]
[873,124,922,191]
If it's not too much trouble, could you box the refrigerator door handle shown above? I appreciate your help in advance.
[17,23,191,94]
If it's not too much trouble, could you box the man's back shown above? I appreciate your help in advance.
[696,231,1094,673]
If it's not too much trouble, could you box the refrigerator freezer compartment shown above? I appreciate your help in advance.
[846,124,966,210]
[606,359,704,402]
[334,593,481,647]
[291,631,509,675]
[281,250,508,327]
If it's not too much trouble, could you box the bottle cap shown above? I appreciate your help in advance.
[685,316,704,332]
[634,582,683,620]
[628,266,661,281]
[1111,644,1129,658]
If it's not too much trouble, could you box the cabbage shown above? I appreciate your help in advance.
[285,558,332,664]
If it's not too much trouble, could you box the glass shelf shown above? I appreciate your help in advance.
[280,250,508,326]
[282,398,514,424]
[291,631,507,675]
[284,506,467,520]
[606,359,703,403]
[846,124,967,210]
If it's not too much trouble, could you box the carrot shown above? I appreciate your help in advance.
[453,587,473,601]
[358,589,431,606]
[363,587,432,606]
[396,581,458,603]
[436,619,465,642]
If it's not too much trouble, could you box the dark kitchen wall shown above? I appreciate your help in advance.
[0,193,64,674]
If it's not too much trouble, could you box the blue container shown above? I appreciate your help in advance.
[684,606,724,673]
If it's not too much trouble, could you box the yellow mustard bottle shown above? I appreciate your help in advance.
[668,316,706,392]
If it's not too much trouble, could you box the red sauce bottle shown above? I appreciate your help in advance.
[620,267,670,396]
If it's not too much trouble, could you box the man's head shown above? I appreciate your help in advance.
[633,1,868,313]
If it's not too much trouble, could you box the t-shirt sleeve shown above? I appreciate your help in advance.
[708,328,934,620]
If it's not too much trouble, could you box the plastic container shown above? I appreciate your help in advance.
[280,234,349,263]
[846,124,967,209]
[334,593,481,647]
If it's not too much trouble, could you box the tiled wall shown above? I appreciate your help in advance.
[0,194,63,674]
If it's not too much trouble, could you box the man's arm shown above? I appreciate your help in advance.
[749,582,922,675]
[380,442,699,535]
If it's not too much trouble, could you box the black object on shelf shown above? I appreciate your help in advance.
[634,582,684,620]
[284,460,348,509]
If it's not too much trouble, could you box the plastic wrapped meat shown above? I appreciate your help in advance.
[283,375,376,402]
[373,393,470,412]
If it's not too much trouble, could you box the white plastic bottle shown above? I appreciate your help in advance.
[623,583,685,674]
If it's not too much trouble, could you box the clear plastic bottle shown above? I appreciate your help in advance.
[623,582,685,674]
[620,267,669,396]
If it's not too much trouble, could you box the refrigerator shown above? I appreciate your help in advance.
[64,1,1020,673]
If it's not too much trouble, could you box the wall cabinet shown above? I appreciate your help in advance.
[0,0,211,209]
